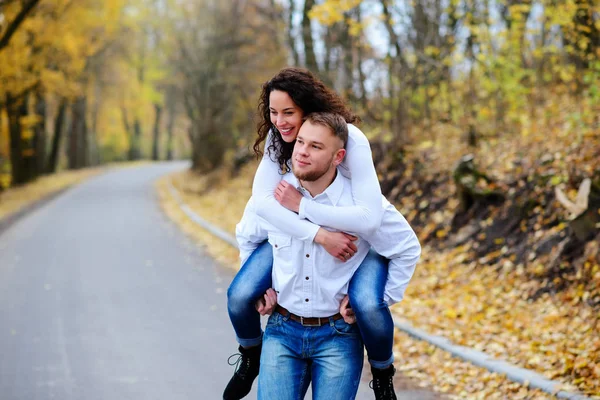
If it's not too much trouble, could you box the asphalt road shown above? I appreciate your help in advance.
[0,162,441,400]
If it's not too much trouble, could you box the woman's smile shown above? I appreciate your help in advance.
[269,90,304,143]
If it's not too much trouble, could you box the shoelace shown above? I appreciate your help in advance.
[227,353,251,378]
[369,375,395,399]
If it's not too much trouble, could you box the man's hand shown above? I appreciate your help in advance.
[314,228,358,262]
[255,288,278,316]
[339,295,356,324]
[274,180,303,213]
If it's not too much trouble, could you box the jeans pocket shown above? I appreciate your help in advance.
[265,312,282,329]
[331,318,359,336]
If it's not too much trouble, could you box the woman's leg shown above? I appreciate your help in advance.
[348,249,394,369]
[227,240,273,347]
[224,241,274,399]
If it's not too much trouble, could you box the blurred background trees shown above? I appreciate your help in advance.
[0,0,598,187]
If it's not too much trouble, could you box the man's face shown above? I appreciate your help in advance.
[292,120,345,182]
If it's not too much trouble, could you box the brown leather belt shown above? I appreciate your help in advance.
[274,305,344,327]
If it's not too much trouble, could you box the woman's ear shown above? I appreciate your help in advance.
[333,149,346,166]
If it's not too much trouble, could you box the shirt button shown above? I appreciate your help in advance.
[305,254,310,258]
[305,298,309,302]
[274,244,278,248]
[305,276,309,280]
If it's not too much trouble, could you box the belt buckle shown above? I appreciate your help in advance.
[300,316,321,327]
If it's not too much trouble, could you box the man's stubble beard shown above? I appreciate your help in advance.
[292,155,335,182]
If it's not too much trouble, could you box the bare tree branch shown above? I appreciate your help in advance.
[0,0,41,52]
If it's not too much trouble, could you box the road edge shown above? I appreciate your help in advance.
[0,186,71,237]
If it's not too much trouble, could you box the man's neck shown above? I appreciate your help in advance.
[299,169,337,198]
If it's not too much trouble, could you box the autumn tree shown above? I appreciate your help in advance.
[0,0,127,183]
[168,0,286,172]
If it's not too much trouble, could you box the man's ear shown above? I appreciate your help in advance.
[333,148,346,166]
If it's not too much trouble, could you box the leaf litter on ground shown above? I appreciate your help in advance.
[158,125,600,398]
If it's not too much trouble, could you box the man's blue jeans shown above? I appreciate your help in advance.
[257,311,363,399]
[227,242,394,368]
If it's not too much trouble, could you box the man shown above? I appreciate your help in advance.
[235,113,421,399]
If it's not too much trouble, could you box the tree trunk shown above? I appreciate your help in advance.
[286,0,300,66]
[7,92,38,185]
[340,16,355,103]
[322,25,335,87]
[34,89,46,175]
[46,98,66,174]
[120,106,135,161]
[166,99,175,161]
[151,103,162,161]
[89,84,101,166]
[466,15,478,147]
[387,55,407,143]
[88,127,99,166]
[68,96,88,169]
[190,119,226,172]
[0,103,5,191]
[130,118,142,160]
[302,0,318,72]
[380,0,408,142]
[355,8,371,120]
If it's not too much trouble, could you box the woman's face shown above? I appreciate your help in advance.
[269,90,304,143]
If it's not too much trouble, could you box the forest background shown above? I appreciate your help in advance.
[1,0,599,397]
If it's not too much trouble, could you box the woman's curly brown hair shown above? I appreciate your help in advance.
[254,67,359,172]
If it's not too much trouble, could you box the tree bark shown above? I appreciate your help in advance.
[166,107,175,161]
[0,0,41,52]
[68,96,88,169]
[340,18,354,101]
[165,88,176,161]
[151,103,162,161]
[302,0,318,72]
[33,89,46,175]
[46,98,66,174]
[120,106,132,154]
[89,82,101,166]
[286,0,300,66]
[7,92,38,185]
[354,7,374,121]
[129,118,142,160]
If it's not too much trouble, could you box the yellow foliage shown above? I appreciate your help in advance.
[310,0,361,26]
[347,18,363,37]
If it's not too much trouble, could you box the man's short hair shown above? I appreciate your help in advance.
[304,112,348,149]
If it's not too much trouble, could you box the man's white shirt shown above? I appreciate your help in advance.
[236,169,421,318]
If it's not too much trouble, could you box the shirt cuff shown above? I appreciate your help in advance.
[307,224,320,243]
[383,293,395,307]
[298,197,308,219]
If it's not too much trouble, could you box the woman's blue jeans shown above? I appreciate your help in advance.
[227,242,394,368]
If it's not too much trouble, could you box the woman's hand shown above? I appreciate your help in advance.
[274,180,303,213]
[255,288,278,316]
[314,228,358,262]
[339,295,356,324]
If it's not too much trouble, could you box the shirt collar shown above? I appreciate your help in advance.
[293,168,344,206]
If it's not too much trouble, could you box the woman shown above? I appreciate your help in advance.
[224,67,398,400]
